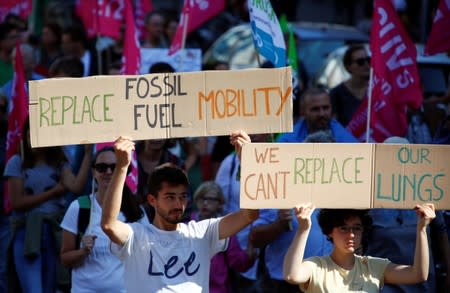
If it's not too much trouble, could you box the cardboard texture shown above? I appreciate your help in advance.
[28,67,293,147]
[240,143,450,210]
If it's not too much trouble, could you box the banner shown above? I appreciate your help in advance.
[425,0,450,55]
[28,67,293,147]
[347,0,422,142]
[248,0,286,68]
[240,143,450,210]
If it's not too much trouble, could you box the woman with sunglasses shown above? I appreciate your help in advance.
[329,44,371,128]
[60,146,143,293]
[4,119,92,293]
[283,203,435,292]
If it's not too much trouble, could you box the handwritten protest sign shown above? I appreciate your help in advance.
[240,143,450,210]
[28,67,293,147]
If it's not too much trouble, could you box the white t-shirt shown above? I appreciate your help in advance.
[60,194,127,293]
[111,218,228,293]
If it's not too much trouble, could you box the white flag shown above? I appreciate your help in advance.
[248,0,286,67]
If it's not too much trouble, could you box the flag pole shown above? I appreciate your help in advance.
[365,68,374,143]
[178,3,190,71]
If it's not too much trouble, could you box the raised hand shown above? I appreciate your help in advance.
[293,203,315,231]
[230,130,251,160]
[113,136,135,171]
[415,203,436,229]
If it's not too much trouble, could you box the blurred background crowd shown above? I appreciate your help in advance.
[0,0,449,293]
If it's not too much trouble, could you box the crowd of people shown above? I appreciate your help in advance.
[0,2,450,293]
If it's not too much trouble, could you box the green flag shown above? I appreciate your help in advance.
[279,15,298,73]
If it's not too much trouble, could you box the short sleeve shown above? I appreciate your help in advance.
[199,217,228,256]
[4,155,23,178]
[110,223,134,260]
[367,256,390,288]
[60,199,81,235]
[299,256,321,292]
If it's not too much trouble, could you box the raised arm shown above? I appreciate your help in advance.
[219,130,259,239]
[384,203,436,285]
[101,137,134,245]
[283,203,315,285]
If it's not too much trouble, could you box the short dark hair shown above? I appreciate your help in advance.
[92,146,114,167]
[0,22,16,41]
[144,10,165,25]
[63,24,88,46]
[343,44,366,70]
[149,62,175,73]
[299,87,329,109]
[318,208,372,242]
[49,56,84,77]
[148,165,189,197]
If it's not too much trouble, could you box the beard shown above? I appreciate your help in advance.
[311,117,330,132]
[157,208,184,224]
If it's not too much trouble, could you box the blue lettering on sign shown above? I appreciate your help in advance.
[148,251,200,279]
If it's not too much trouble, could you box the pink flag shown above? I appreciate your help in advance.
[4,42,29,213]
[76,0,125,40]
[121,0,141,75]
[347,0,422,142]
[0,0,32,22]
[116,0,140,193]
[425,0,450,55]
[134,0,153,41]
[169,0,225,55]
[168,2,190,55]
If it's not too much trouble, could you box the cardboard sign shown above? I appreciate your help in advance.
[28,67,293,147]
[240,143,450,210]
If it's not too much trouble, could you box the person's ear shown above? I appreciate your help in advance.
[147,194,156,207]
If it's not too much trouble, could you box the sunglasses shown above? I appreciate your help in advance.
[337,225,363,234]
[94,163,116,173]
[353,57,371,66]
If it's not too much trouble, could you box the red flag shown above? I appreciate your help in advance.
[116,0,139,193]
[4,42,29,213]
[0,0,32,22]
[76,0,124,40]
[121,0,140,75]
[134,0,153,41]
[347,0,422,142]
[168,2,190,55]
[169,0,225,55]
[425,0,450,55]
